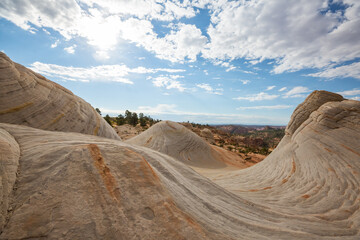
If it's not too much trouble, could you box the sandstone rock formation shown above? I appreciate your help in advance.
[1,93,359,239]
[285,90,344,135]
[0,123,213,239]
[200,128,215,144]
[127,120,247,168]
[0,53,120,140]
[1,54,359,239]
[199,94,360,239]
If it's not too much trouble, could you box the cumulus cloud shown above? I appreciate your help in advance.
[236,105,292,110]
[0,1,206,62]
[196,83,223,95]
[149,75,186,92]
[233,92,279,102]
[202,0,360,73]
[283,86,311,98]
[308,62,360,79]
[1,0,359,76]
[278,87,287,92]
[83,0,196,21]
[30,62,185,84]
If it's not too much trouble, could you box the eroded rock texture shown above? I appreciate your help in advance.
[0,53,120,140]
[0,54,359,239]
[0,95,359,239]
[127,120,228,168]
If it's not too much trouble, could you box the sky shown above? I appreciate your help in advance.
[0,0,359,125]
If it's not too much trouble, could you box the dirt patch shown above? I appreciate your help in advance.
[87,144,120,201]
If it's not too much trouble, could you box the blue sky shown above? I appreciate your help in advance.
[0,0,359,125]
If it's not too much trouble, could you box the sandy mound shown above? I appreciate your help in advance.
[0,53,120,140]
[127,120,237,168]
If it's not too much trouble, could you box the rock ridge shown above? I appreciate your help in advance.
[285,90,344,135]
[0,52,120,140]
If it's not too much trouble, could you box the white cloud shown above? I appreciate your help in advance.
[266,85,276,91]
[233,92,279,101]
[196,83,223,95]
[64,44,76,54]
[308,62,360,79]
[240,80,250,85]
[225,66,236,72]
[150,75,186,92]
[278,87,287,92]
[83,0,196,21]
[30,62,185,84]
[236,105,292,110]
[1,0,359,76]
[215,61,236,72]
[351,96,360,100]
[337,88,360,96]
[283,86,311,98]
[202,0,360,74]
[51,40,59,48]
[0,1,205,62]
[126,22,208,63]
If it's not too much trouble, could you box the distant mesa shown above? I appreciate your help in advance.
[0,52,120,140]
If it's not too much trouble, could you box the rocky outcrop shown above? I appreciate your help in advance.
[285,90,343,135]
[201,95,360,239]
[0,53,120,140]
[0,128,19,231]
[200,128,215,144]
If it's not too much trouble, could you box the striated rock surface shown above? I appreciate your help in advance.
[200,95,360,239]
[285,90,343,135]
[0,52,359,239]
[0,123,214,239]
[0,93,359,239]
[126,121,228,168]
[0,128,19,231]
[0,53,120,140]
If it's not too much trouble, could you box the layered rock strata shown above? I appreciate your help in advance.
[0,53,120,140]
